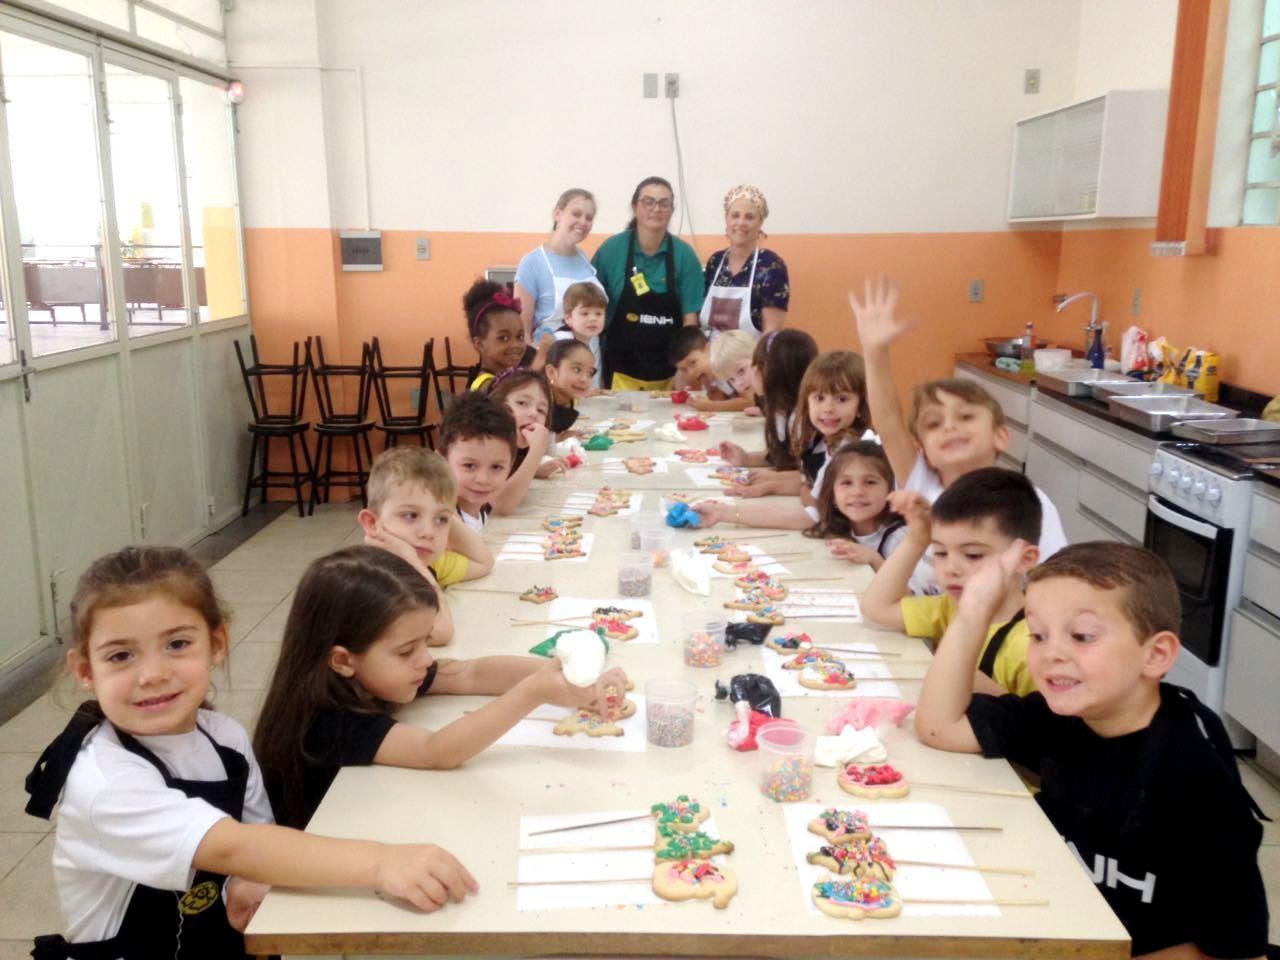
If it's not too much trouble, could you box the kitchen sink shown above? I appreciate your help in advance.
[1106,394,1238,433]
[1035,367,1132,398]
[1091,380,1198,401]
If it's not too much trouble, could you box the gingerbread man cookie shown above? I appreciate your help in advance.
[806,837,897,881]
[746,606,786,625]
[799,663,857,691]
[694,535,727,552]
[811,874,903,920]
[543,516,582,531]
[765,632,813,654]
[553,709,623,738]
[783,649,838,670]
[545,543,586,560]
[653,826,734,861]
[623,457,655,475]
[591,616,639,642]
[650,795,709,833]
[713,559,758,575]
[520,585,558,604]
[808,808,872,845]
[651,859,737,909]
[674,448,709,463]
[838,763,909,799]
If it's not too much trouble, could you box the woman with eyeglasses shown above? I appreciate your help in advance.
[591,176,705,390]
[700,184,789,338]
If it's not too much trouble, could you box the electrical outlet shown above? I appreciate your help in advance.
[968,279,985,303]
[415,237,430,260]
[643,73,658,98]
[1024,68,1040,94]
[1131,287,1142,316]
[665,73,679,98]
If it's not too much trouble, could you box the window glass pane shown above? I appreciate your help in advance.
[0,250,12,365]
[1247,136,1280,183]
[41,0,130,30]
[1261,40,1280,86]
[105,63,188,338]
[135,8,227,67]
[1266,0,1280,37]
[1254,88,1278,134]
[1243,186,1279,224]
[1,32,115,357]
[179,77,245,321]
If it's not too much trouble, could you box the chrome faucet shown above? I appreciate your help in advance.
[1056,291,1101,341]
[1057,292,1106,367]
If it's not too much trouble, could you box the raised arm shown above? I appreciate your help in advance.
[859,491,931,630]
[850,277,917,485]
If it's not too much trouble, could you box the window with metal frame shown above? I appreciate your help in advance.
[1244,0,1280,223]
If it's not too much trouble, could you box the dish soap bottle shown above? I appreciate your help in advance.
[1086,322,1106,369]
[1019,322,1035,376]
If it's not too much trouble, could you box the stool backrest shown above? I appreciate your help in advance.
[435,335,474,401]
[370,336,432,425]
[233,334,308,425]
[309,336,373,425]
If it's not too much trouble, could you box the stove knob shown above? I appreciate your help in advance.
[1166,467,1180,485]
[1192,479,1206,498]
[1206,486,1223,505]
[1178,474,1193,492]
[1149,462,1164,480]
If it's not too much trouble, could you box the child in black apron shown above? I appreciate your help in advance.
[803,442,908,571]
[25,546,477,959]
[544,338,596,436]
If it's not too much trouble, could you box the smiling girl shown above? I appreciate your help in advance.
[487,368,567,512]
[543,339,596,436]
[464,279,534,391]
[514,188,605,345]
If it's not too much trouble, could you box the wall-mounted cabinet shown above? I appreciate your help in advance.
[1008,89,1169,221]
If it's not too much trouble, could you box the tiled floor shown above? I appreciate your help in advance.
[0,503,1277,956]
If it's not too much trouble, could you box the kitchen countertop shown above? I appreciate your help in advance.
[953,353,1034,389]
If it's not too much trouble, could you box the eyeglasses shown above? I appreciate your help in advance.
[638,197,674,211]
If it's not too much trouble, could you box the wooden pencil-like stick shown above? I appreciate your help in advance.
[910,781,1032,800]
[508,877,651,887]
[508,619,594,629]
[818,645,902,658]
[785,577,848,583]
[519,844,654,855]
[905,897,1048,907]
[526,813,652,836]
[895,859,1034,877]
[871,823,1001,832]
[450,587,524,596]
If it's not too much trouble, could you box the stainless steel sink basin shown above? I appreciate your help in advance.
[1106,394,1238,432]
[1092,381,1198,401]
[1035,367,1132,398]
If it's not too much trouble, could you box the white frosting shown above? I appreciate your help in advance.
[801,666,825,684]
[553,631,607,687]
[669,549,711,596]
[814,725,887,768]
[654,423,687,443]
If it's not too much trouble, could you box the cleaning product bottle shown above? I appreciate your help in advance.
[1086,322,1105,369]
[1019,321,1035,376]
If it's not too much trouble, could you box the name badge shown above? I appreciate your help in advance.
[629,272,651,296]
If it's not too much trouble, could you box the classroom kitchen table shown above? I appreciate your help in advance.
[245,397,1129,958]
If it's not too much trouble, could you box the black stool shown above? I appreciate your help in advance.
[433,335,474,410]
[370,336,437,449]
[234,335,313,518]
[309,336,376,513]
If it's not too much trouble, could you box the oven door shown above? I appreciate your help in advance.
[1144,495,1233,665]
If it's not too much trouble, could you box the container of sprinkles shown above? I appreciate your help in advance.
[681,610,726,667]
[618,551,653,597]
[646,679,696,747]
[757,722,814,801]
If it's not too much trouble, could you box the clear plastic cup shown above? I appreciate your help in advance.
[640,526,674,568]
[682,610,726,667]
[645,679,697,747]
[618,551,654,597]
[618,391,650,414]
[757,722,814,801]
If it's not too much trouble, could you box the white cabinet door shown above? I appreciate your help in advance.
[0,377,47,670]
[1025,436,1086,543]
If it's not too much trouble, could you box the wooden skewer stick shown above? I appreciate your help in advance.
[781,612,863,621]
[870,824,1001,832]
[450,587,525,596]
[784,576,848,583]
[519,844,655,855]
[910,781,1032,800]
[894,859,1034,877]
[817,645,902,658]
[508,619,595,629]
[905,897,1048,907]
[526,813,653,836]
[704,532,791,543]
[508,877,651,887]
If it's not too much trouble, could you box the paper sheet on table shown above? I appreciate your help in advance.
[781,802,998,918]
[495,695,647,753]
[559,492,643,517]
[703,413,737,425]
[590,418,655,433]
[660,451,722,465]
[685,466,747,489]
[771,591,862,623]
[700,543,790,578]
[759,647,903,699]
[516,811,725,911]
[602,457,670,475]
[544,596,658,645]
[497,533,596,564]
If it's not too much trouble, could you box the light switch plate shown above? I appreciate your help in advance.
[643,73,658,98]
[415,238,430,261]
[665,73,679,98]
[968,279,985,303]
[1024,68,1041,94]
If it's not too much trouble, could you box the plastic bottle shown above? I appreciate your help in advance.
[1086,323,1106,369]
[1019,322,1035,376]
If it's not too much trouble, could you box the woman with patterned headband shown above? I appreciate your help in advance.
[592,176,705,390]
[700,184,790,337]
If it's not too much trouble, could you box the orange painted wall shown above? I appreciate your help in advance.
[1045,227,1280,397]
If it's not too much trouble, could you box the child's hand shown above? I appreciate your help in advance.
[225,877,270,933]
[887,490,931,543]
[373,843,478,912]
[742,405,763,417]
[957,540,1028,621]
[692,500,729,527]
[521,421,552,456]
[688,393,713,411]
[735,476,771,499]
[849,276,910,351]
[584,667,631,719]
[364,522,423,570]
[719,441,748,466]
[535,457,568,479]
[827,538,881,567]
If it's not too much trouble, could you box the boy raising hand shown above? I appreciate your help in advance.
[917,541,1269,959]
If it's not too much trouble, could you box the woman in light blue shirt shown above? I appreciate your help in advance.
[514,188,605,346]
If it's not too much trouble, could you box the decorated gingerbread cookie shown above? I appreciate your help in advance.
[765,632,813,654]
[710,465,738,479]
[545,544,586,560]
[608,429,646,442]
[713,559,758,575]
[553,709,623,738]
[808,808,872,845]
[653,826,734,861]
[694,535,727,551]
[591,606,642,621]
[588,501,619,517]
[806,837,897,881]
[715,546,752,564]
[799,663,858,691]
[623,457,655,475]
[591,616,639,642]
[746,606,786,625]
[838,763,909,799]
[723,590,772,612]
[543,516,582,531]
[783,649,838,671]
[811,874,903,920]
[674,448,709,463]
[650,795,709,833]
[651,859,737,909]
[520,585,558,604]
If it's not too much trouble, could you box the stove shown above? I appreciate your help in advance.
[1146,442,1255,745]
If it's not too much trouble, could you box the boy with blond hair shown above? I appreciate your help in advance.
[357,447,494,645]
[917,541,1269,958]
[668,327,752,411]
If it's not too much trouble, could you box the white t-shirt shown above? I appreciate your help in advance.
[458,504,490,532]
[51,710,273,944]
[853,522,909,560]
[551,329,603,389]
[902,453,1069,593]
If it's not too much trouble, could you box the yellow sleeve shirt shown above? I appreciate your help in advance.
[900,594,1035,697]
[429,550,469,587]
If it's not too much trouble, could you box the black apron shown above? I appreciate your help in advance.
[604,231,683,383]
[550,401,579,434]
[978,609,1025,681]
[800,438,826,487]
[25,702,252,960]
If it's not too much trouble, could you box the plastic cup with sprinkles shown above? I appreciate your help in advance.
[617,551,654,597]
[681,610,726,667]
[757,722,814,802]
[645,679,697,748]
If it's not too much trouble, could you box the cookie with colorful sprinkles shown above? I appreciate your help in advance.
[713,559,758,575]
[807,808,872,844]
[746,606,785,625]
[765,632,812,654]
[591,616,639,642]
[651,859,738,909]
[519,585,558,604]
[553,709,623,738]
[782,649,837,670]
[591,606,642,620]
[799,662,857,691]
[653,826,734,861]
[650,795,709,833]
[838,763,909,799]
[806,836,896,881]
[812,874,903,920]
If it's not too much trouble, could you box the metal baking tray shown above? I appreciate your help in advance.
[1091,380,1198,401]
[1171,418,1280,445]
[1035,367,1132,398]
[1106,395,1238,433]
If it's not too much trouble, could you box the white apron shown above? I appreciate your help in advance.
[537,247,605,335]
[700,246,760,338]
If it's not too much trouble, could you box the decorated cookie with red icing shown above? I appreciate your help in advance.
[650,795,709,833]
[806,836,897,881]
[592,616,639,642]
[652,859,737,908]
[799,662,858,691]
[519,585,558,604]
[811,874,903,920]
[713,559,758,575]
[765,632,813,654]
[807,808,872,845]
[838,763,909,799]
[553,709,623,738]
[675,448,709,463]
[782,649,838,671]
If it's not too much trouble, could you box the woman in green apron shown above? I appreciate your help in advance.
[591,176,705,390]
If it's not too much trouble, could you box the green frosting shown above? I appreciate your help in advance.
[528,628,609,658]
[583,433,614,450]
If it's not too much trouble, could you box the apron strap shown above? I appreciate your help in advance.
[24,701,106,819]
[1165,685,1271,822]
[977,609,1025,680]
[875,518,906,558]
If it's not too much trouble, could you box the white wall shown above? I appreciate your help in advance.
[229,0,1084,234]
[1073,0,1177,99]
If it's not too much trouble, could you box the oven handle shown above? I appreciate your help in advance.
[1146,495,1220,540]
